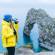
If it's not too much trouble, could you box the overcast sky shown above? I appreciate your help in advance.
[0,0,55,19]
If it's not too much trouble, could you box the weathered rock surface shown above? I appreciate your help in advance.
[15,48,55,55]
[23,8,55,51]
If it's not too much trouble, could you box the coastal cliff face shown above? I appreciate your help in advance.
[23,8,55,51]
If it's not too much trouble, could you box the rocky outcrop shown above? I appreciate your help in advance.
[23,8,55,51]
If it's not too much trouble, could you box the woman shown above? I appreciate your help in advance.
[2,15,19,55]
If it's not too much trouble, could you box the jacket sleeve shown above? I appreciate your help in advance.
[2,25,14,37]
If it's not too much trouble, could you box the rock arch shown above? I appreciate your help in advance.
[23,8,55,51]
